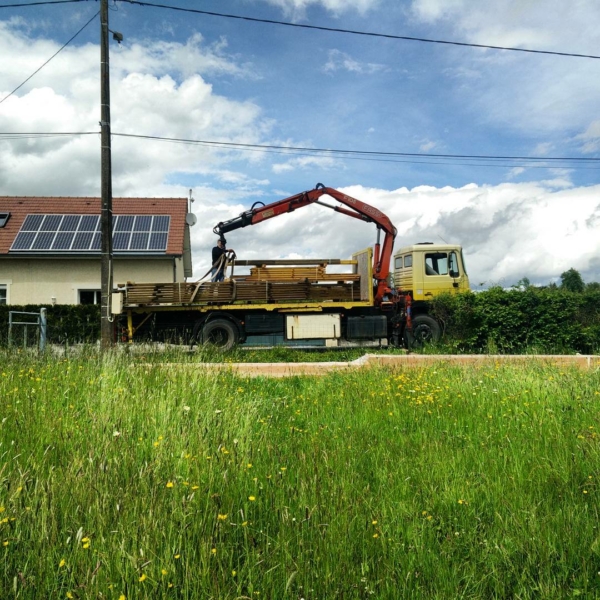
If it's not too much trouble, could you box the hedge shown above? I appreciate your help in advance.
[430,288,600,354]
[0,304,100,346]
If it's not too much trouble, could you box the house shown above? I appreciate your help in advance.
[0,197,192,305]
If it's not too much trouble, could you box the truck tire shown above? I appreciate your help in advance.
[405,315,441,348]
[201,319,239,352]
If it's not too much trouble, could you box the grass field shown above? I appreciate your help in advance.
[1,350,599,599]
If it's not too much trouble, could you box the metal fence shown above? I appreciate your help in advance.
[8,308,47,352]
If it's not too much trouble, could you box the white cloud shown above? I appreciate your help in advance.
[322,49,388,74]
[272,154,341,173]
[419,140,438,152]
[190,181,600,286]
[257,0,380,20]
[575,120,600,153]
[0,23,272,197]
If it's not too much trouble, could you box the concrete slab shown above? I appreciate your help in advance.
[149,354,600,378]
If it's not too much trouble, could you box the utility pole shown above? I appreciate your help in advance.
[100,0,113,349]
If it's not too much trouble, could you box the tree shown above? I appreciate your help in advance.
[586,281,600,292]
[560,268,585,293]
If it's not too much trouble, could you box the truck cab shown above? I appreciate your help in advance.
[393,243,470,301]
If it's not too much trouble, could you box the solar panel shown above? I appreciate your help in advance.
[72,231,93,250]
[130,232,150,250]
[12,231,36,250]
[41,215,62,231]
[59,215,80,232]
[149,232,168,250]
[80,215,99,231]
[21,214,44,231]
[134,215,152,231]
[10,214,170,253]
[113,232,131,250]
[152,216,169,232]
[52,232,75,250]
[32,231,56,250]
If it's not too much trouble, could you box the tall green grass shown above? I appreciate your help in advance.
[1,350,599,598]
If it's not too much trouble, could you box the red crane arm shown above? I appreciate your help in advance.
[214,183,398,304]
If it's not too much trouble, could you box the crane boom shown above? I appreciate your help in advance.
[214,183,398,305]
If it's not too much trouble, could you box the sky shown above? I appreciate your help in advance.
[0,0,599,287]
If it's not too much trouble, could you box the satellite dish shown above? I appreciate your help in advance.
[186,213,197,226]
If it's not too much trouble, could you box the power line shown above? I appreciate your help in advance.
[117,0,600,61]
[0,0,86,7]
[0,10,99,105]
[110,132,600,163]
[3,131,598,170]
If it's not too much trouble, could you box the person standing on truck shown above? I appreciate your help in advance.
[211,238,234,282]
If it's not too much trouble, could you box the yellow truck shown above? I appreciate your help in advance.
[393,242,470,344]
[112,186,470,349]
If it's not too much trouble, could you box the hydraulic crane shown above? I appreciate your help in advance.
[214,183,398,306]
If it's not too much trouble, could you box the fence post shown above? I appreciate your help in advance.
[8,312,13,347]
[40,308,47,353]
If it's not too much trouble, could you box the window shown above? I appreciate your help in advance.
[0,213,10,228]
[395,256,403,270]
[79,290,101,305]
[0,284,6,304]
[425,252,449,276]
[404,254,413,268]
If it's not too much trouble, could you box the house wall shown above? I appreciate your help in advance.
[0,257,183,305]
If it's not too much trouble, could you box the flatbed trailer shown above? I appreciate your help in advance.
[113,248,407,349]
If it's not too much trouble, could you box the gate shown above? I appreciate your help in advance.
[8,308,47,352]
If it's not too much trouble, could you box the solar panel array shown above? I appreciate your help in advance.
[10,215,170,253]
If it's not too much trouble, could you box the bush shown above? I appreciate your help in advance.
[430,288,600,354]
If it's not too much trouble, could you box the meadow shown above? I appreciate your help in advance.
[1,350,599,599]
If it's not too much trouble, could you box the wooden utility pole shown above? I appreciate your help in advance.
[100,0,113,349]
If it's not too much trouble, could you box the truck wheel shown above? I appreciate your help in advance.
[405,315,441,348]
[201,318,239,351]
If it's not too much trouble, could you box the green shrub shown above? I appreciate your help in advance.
[430,288,600,354]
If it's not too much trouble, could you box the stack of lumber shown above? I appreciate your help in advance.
[246,266,359,282]
[122,282,196,305]
[122,263,363,307]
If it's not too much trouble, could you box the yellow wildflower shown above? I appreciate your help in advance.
[59,559,66,568]
[166,482,174,488]
[139,573,147,582]
[248,496,256,502]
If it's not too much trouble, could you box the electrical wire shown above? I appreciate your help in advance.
[0,10,99,105]
[110,132,600,163]
[0,0,86,7]
[117,0,600,61]
[2,131,598,170]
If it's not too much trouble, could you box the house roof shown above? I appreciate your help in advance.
[0,197,187,256]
